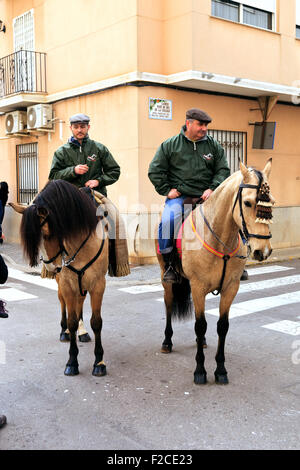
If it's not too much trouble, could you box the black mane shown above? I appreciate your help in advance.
[21,180,98,266]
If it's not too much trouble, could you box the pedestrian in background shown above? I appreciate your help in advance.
[0,182,8,244]
[0,252,8,429]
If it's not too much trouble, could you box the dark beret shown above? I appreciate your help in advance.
[69,113,90,124]
[186,108,212,123]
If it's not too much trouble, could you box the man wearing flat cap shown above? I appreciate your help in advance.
[148,108,230,282]
[49,113,120,196]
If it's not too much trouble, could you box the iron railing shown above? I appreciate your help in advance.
[0,50,47,97]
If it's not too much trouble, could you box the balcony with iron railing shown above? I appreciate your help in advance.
[0,50,47,112]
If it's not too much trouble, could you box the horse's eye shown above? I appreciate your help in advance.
[244,201,252,208]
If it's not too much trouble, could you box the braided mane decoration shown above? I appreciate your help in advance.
[256,181,273,224]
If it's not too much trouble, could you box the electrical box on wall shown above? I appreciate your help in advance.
[27,104,53,129]
[252,122,276,149]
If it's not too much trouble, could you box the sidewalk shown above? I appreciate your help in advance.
[1,241,300,285]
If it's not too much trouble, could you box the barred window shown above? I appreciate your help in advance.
[207,129,247,174]
[16,143,38,203]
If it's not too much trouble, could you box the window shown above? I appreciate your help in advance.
[296,25,300,39]
[211,0,239,23]
[211,1,274,31]
[243,5,272,30]
[13,9,36,92]
[16,143,38,203]
[207,129,247,174]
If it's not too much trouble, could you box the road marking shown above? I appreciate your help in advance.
[8,268,58,291]
[206,291,300,318]
[0,287,37,301]
[119,284,163,294]
[262,320,300,336]
[246,265,294,276]
[156,274,300,302]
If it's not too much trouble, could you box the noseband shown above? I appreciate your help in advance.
[232,169,272,243]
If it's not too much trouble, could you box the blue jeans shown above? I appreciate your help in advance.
[158,196,188,254]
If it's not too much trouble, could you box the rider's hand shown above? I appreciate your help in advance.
[167,188,181,199]
[74,164,89,175]
[85,180,99,188]
[201,189,213,201]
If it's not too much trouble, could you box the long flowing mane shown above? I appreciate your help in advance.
[21,180,98,266]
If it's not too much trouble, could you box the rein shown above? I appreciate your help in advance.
[190,209,245,296]
[190,169,272,295]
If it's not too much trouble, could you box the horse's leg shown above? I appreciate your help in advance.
[90,279,106,377]
[161,283,174,353]
[214,282,239,384]
[58,284,69,342]
[64,295,79,376]
[191,281,207,384]
[78,294,91,343]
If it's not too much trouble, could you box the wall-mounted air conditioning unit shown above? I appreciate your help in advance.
[5,111,27,134]
[27,104,53,130]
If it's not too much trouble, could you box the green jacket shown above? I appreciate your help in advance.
[49,137,120,196]
[148,127,230,197]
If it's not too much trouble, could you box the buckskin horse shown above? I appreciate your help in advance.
[157,159,274,385]
[11,180,110,377]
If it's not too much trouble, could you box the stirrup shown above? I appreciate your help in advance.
[162,265,178,283]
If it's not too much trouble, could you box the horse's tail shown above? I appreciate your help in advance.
[171,277,193,320]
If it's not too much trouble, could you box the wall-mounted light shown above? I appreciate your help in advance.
[0,20,6,33]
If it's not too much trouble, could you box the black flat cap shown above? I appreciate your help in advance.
[69,113,90,124]
[186,108,212,123]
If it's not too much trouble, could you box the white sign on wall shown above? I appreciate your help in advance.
[149,98,172,120]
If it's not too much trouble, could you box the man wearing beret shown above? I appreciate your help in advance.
[49,114,120,196]
[148,108,232,283]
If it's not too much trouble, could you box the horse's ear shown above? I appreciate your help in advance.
[9,202,26,214]
[263,158,272,180]
[240,161,251,183]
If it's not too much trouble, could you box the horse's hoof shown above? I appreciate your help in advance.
[60,332,70,342]
[215,373,229,385]
[161,344,172,353]
[194,372,207,385]
[92,364,106,377]
[79,333,91,343]
[64,365,79,376]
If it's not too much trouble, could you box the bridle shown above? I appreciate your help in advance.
[39,214,106,296]
[232,169,272,243]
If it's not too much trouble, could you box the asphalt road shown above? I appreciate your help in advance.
[0,259,299,451]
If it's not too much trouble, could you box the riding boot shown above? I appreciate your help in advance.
[0,300,8,318]
[162,252,178,283]
[240,269,248,281]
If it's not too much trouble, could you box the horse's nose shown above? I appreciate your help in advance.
[253,248,272,261]
[253,250,264,261]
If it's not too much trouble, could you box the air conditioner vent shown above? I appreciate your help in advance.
[27,104,53,129]
[5,111,27,134]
